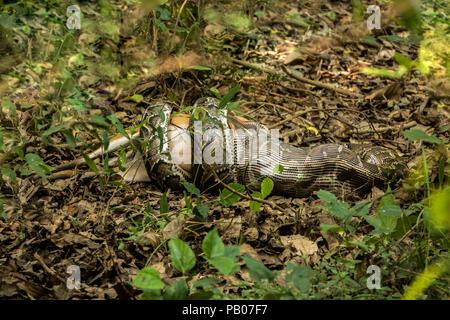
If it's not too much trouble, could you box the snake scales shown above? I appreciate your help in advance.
[139,97,407,198]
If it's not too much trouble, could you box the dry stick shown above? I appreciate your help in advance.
[281,120,417,139]
[268,108,314,129]
[281,65,363,98]
[394,266,447,282]
[34,252,66,283]
[241,101,293,113]
[152,10,158,52]
[348,120,417,135]
[208,168,285,213]
[229,58,362,98]
[230,57,280,76]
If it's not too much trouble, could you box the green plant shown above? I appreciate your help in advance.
[131,228,315,300]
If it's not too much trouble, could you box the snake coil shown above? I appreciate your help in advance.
[140,98,407,198]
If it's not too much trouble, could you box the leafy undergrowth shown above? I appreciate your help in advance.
[0,0,449,299]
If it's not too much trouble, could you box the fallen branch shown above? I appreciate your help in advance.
[281,65,362,98]
[267,108,314,129]
[229,57,280,76]
[349,121,417,135]
[34,252,66,283]
[230,58,362,98]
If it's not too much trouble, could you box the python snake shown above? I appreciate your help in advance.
[139,97,407,198]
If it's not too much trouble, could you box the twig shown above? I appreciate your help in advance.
[281,65,363,98]
[394,266,447,282]
[229,57,281,76]
[349,121,417,135]
[152,10,158,52]
[208,168,285,213]
[268,108,314,129]
[397,217,422,244]
[241,101,292,113]
[34,252,66,283]
[230,57,362,98]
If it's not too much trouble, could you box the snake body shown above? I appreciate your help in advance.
[140,98,406,198]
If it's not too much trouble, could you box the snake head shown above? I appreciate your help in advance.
[360,146,408,186]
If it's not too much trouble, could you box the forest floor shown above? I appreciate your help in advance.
[0,0,449,299]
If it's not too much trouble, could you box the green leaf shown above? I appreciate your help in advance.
[224,245,240,259]
[193,200,209,222]
[156,126,164,152]
[402,129,442,144]
[108,114,129,139]
[12,146,24,158]
[261,177,274,199]
[131,267,165,290]
[89,115,109,128]
[250,200,262,213]
[188,65,212,71]
[2,165,16,184]
[123,94,144,103]
[360,35,378,44]
[378,204,403,217]
[224,12,252,32]
[202,228,224,260]
[61,130,77,148]
[362,67,403,79]
[101,130,110,153]
[209,88,222,99]
[169,238,196,274]
[160,192,169,214]
[0,131,5,152]
[317,190,350,219]
[163,279,187,300]
[140,289,163,300]
[376,189,400,234]
[364,215,390,234]
[210,256,240,275]
[41,124,68,143]
[324,11,336,20]
[320,224,345,234]
[187,290,214,300]
[67,98,88,111]
[191,278,218,291]
[182,182,200,196]
[218,84,241,109]
[380,35,408,42]
[273,164,284,174]
[156,7,171,20]
[82,154,98,174]
[349,201,373,217]
[317,189,337,203]
[285,262,313,282]
[394,53,414,70]
[2,97,16,117]
[285,262,313,292]
[219,183,245,206]
[25,153,53,181]
[242,253,275,282]
[250,191,263,212]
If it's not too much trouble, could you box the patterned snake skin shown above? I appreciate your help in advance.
[139,97,407,198]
